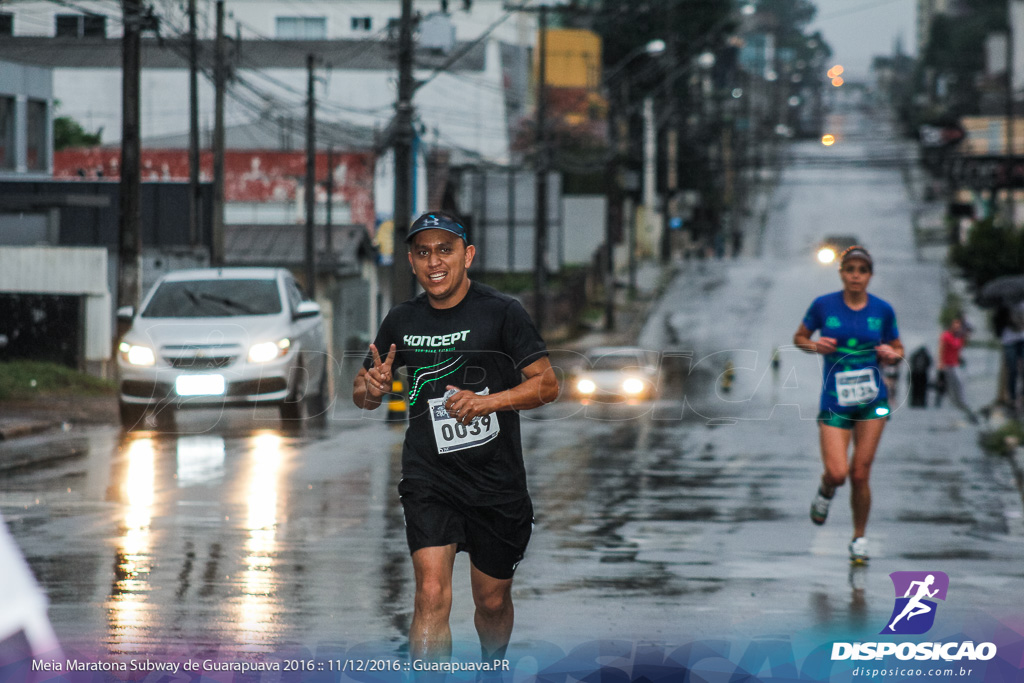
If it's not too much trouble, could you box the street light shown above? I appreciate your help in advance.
[602,38,666,331]
[532,0,569,332]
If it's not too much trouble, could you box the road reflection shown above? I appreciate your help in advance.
[102,427,296,653]
[176,435,226,486]
[108,435,155,653]
[239,432,284,647]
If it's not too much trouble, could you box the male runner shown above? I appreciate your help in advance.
[352,211,559,661]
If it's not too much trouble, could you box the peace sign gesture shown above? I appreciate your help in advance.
[364,343,397,399]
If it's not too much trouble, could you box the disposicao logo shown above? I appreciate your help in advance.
[831,571,998,663]
[882,571,948,635]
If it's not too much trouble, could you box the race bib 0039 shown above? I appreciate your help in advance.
[428,388,501,454]
[835,367,879,406]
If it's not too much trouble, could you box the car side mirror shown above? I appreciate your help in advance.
[294,300,321,320]
[117,305,135,321]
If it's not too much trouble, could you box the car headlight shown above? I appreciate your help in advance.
[622,378,646,395]
[576,378,597,395]
[817,247,837,264]
[119,342,155,366]
[248,338,290,363]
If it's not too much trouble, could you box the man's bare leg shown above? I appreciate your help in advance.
[410,545,458,661]
[470,562,515,660]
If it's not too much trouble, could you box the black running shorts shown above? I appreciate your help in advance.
[398,479,534,580]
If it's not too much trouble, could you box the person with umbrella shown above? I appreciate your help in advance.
[981,275,1024,415]
[999,302,1024,415]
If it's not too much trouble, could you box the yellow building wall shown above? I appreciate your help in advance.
[537,29,602,90]
[961,116,1024,155]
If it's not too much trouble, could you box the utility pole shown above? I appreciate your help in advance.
[660,21,679,264]
[117,0,142,339]
[1007,8,1016,228]
[211,0,225,266]
[305,53,317,298]
[391,0,416,305]
[187,0,200,248]
[326,145,334,262]
[602,86,619,332]
[642,95,656,265]
[533,3,549,330]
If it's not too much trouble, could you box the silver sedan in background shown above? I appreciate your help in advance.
[116,268,329,430]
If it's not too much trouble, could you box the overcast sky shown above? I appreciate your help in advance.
[808,0,917,81]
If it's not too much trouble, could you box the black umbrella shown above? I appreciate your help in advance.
[978,275,1024,308]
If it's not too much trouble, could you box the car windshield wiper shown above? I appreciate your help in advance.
[196,292,261,314]
[181,288,202,307]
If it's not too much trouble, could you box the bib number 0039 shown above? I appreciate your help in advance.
[428,389,501,454]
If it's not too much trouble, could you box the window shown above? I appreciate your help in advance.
[55,13,106,38]
[0,97,14,170]
[351,16,371,31]
[275,16,326,40]
[26,99,48,171]
[0,13,13,36]
[82,15,105,37]
[55,14,79,36]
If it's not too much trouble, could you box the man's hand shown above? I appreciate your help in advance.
[364,343,396,399]
[444,385,496,426]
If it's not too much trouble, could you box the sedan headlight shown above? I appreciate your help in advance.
[119,342,155,366]
[622,377,646,395]
[576,378,597,395]
[248,338,290,363]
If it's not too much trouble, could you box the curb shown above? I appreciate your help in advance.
[0,419,61,441]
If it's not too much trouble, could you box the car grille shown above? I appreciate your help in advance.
[121,380,174,399]
[161,344,240,369]
[228,378,288,397]
[165,355,235,370]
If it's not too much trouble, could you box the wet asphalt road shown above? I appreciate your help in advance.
[3,108,1023,662]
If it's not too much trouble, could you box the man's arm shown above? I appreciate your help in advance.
[443,357,559,425]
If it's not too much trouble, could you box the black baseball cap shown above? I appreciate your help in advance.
[840,245,873,271]
[406,211,468,243]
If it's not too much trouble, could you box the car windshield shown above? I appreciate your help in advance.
[590,354,646,371]
[141,279,281,318]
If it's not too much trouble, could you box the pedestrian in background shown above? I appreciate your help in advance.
[937,317,978,425]
[997,301,1024,416]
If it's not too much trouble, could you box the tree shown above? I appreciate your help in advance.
[54,116,102,150]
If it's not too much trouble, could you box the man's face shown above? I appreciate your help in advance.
[408,229,476,308]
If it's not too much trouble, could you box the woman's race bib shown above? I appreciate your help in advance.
[835,367,879,406]
[428,388,501,454]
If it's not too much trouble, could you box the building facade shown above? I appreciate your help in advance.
[0,59,52,178]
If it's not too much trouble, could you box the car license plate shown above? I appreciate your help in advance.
[175,374,226,396]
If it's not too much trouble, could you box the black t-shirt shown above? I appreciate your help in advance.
[365,281,548,505]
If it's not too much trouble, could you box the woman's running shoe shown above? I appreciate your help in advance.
[810,487,833,525]
[849,536,869,563]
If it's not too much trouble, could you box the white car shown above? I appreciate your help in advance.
[116,268,329,429]
[572,346,660,403]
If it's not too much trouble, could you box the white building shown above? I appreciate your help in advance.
[0,58,53,178]
[0,0,536,164]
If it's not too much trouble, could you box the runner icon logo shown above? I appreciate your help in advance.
[881,571,949,635]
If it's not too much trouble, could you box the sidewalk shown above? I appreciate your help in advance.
[0,395,116,448]
[0,415,61,441]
